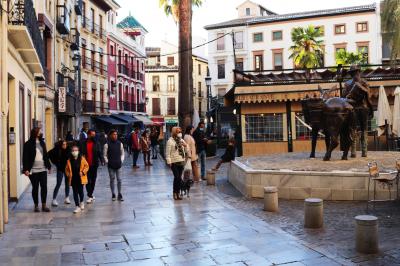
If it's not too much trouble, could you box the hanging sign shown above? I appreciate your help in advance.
[59,87,66,112]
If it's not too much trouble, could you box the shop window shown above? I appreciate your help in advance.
[245,114,284,142]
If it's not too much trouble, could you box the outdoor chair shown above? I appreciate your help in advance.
[366,161,399,212]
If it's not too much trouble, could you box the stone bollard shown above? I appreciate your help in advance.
[263,187,278,212]
[206,170,216,185]
[355,215,379,254]
[304,198,323,229]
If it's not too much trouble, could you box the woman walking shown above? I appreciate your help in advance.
[48,140,71,206]
[23,128,52,212]
[184,126,199,182]
[150,127,160,160]
[166,127,188,200]
[65,145,89,214]
[140,131,152,166]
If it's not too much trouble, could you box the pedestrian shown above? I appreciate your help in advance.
[126,130,132,155]
[140,131,152,166]
[22,127,52,212]
[80,129,104,204]
[79,127,88,141]
[65,145,89,214]
[193,121,208,180]
[184,126,200,182]
[98,130,107,154]
[48,140,71,206]
[150,127,160,160]
[212,138,236,171]
[103,129,125,201]
[166,127,188,200]
[131,127,141,168]
[66,131,74,142]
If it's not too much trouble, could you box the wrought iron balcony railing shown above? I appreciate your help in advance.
[8,0,45,69]
[82,100,109,113]
[74,0,83,15]
[118,64,129,76]
[70,28,80,51]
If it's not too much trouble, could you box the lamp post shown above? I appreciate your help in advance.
[205,76,211,112]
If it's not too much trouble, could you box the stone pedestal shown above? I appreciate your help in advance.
[207,170,216,186]
[355,215,378,254]
[263,187,278,212]
[304,198,323,228]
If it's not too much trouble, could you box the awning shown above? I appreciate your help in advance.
[95,116,128,126]
[151,117,165,125]
[133,114,153,125]
[111,114,140,124]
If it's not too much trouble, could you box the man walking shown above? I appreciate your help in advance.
[80,129,104,203]
[131,127,141,169]
[193,121,208,180]
[103,130,125,201]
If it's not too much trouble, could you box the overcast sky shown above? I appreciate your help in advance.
[116,0,378,48]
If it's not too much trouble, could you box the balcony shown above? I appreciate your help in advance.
[118,64,129,76]
[70,28,80,51]
[74,0,83,15]
[82,56,92,70]
[117,101,146,112]
[56,72,76,94]
[83,16,93,32]
[56,5,70,35]
[8,0,45,75]
[82,100,109,113]
[55,90,76,116]
[93,60,107,75]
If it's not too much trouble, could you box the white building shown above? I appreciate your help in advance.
[205,1,381,98]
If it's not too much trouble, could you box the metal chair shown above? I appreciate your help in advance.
[367,161,398,212]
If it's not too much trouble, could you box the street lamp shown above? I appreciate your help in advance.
[145,96,149,105]
[205,76,212,111]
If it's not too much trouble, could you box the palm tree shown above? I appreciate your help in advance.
[289,26,324,71]
[159,0,203,128]
[381,0,400,62]
[335,49,367,66]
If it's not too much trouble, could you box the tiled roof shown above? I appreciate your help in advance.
[118,14,148,32]
[204,3,376,30]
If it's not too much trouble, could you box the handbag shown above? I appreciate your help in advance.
[184,159,192,172]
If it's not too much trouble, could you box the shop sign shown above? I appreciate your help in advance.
[58,87,66,112]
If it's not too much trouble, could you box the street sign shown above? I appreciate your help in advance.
[59,87,66,112]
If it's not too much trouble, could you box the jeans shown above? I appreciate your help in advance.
[53,169,70,199]
[151,145,159,158]
[198,150,206,178]
[171,163,184,194]
[132,149,140,166]
[86,166,98,198]
[72,183,84,206]
[108,167,122,195]
[29,171,47,205]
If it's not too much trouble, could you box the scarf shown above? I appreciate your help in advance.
[174,137,185,158]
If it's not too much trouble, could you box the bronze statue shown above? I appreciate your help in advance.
[342,65,373,158]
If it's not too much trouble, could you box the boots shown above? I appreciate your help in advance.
[173,193,182,200]
[34,205,40,212]
[42,204,50,212]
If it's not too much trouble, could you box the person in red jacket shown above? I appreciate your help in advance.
[131,127,141,169]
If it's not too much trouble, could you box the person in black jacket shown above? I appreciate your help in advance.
[212,138,236,171]
[23,127,52,212]
[48,140,71,206]
[80,129,104,204]
[192,122,208,180]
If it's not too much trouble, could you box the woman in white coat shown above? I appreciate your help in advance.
[184,126,199,182]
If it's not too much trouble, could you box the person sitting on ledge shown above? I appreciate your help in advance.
[212,138,236,171]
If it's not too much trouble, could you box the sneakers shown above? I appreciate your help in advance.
[52,199,58,207]
[73,207,81,214]
[86,197,94,204]
[112,194,116,201]
[118,194,124,202]
[80,202,85,210]
[64,197,71,204]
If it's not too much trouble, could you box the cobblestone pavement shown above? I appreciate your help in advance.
[0,152,399,265]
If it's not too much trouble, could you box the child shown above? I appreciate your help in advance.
[212,138,236,171]
[65,145,89,213]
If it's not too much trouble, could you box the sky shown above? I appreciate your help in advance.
[116,0,378,49]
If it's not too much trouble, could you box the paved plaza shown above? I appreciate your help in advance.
[0,154,399,265]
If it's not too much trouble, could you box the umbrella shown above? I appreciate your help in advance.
[377,85,393,136]
[392,86,400,136]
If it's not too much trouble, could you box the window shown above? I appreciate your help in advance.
[167,98,176,115]
[295,112,318,140]
[99,14,103,36]
[272,50,283,70]
[152,98,161,115]
[110,45,114,56]
[246,7,251,16]
[245,114,284,142]
[316,49,325,67]
[19,83,25,170]
[315,26,324,36]
[91,82,96,102]
[217,33,225,50]
[218,88,226,97]
[254,54,263,71]
[91,43,95,72]
[199,100,202,115]
[82,2,86,27]
[167,75,175,92]
[272,31,282,41]
[235,58,244,71]
[217,60,225,79]
[357,44,369,63]
[356,22,368,32]
[253,32,263,42]
[234,31,243,49]
[152,76,160,91]
[90,8,95,33]
[198,82,202,97]
[335,24,346,34]
[198,64,201,75]
[167,56,174,66]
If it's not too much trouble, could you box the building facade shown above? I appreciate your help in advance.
[205,1,381,98]
[106,11,147,130]
[145,41,208,134]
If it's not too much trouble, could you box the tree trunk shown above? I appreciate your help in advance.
[178,0,193,129]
